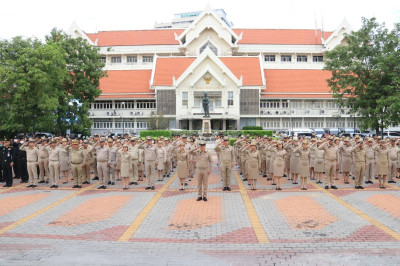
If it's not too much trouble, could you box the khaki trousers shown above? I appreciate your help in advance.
[197,168,209,197]
[389,160,397,181]
[38,159,49,181]
[365,159,374,181]
[109,161,116,183]
[220,163,231,187]
[27,162,38,185]
[355,162,365,187]
[82,160,91,183]
[145,161,156,187]
[130,160,139,183]
[71,163,83,186]
[97,161,109,186]
[48,161,59,186]
[93,157,98,177]
[325,160,336,186]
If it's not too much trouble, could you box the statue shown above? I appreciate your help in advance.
[202,92,210,117]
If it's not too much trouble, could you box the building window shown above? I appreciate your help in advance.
[194,98,201,107]
[228,91,234,106]
[137,121,148,129]
[313,56,323,62]
[93,119,113,129]
[199,40,218,55]
[304,100,323,109]
[264,55,276,62]
[281,55,292,62]
[304,118,324,128]
[93,101,112,109]
[260,100,280,109]
[282,118,302,128]
[182,92,188,107]
[261,119,280,129]
[215,99,222,107]
[115,101,135,109]
[142,56,153,63]
[136,100,156,109]
[127,56,137,64]
[111,56,122,64]
[297,55,307,62]
[100,56,106,64]
[326,101,337,109]
[282,101,289,108]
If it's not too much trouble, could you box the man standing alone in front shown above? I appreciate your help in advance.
[214,136,235,191]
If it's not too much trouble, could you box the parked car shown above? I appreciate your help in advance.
[382,131,400,139]
[312,128,327,138]
[34,132,54,139]
[290,128,314,137]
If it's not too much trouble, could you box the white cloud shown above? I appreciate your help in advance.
[0,0,399,40]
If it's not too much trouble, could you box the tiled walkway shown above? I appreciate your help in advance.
[0,148,399,265]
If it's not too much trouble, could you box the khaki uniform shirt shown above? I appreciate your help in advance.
[214,144,235,165]
[69,147,86,164]
[94,145,110,163]
[22,146,40,162]
[351,146,367,162]
[191,150,212,170]
[318,142,339,162]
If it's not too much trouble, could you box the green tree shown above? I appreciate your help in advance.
[149,113,170,130]
[324,17,400,135]
[46,29,106,136]
[0,37,66,136]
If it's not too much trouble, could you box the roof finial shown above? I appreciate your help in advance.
[204,2,212,12]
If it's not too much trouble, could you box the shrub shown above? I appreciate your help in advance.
[242,126,263,130]
[242,130,273,137]
[139,130,172,138]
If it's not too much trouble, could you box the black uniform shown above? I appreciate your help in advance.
[13,143,28,183]
[1,145,15,187]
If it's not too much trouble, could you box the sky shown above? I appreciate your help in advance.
[1,0,399,40]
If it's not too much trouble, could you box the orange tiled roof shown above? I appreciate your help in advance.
[153,57,263,86]
[261,94,332,99]
[219,57,263,86]
[152,57,196,86]
[263,69,332,95]
[86,29,184,46]
[98,94,155,99]
[99,70,152,95]
[233,29,333,45]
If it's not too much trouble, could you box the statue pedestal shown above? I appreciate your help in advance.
[202,119,211,136]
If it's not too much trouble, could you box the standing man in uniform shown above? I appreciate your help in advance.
[91,133,100,181]
[46,139,61,188]
[21,139,40,188]
[139,137,158,190]
[365,138,376,184]
[351,139,367,189]
[191,141,212,201]
[93,138,110,189]
[68,139,86,188]
[1,138,15,187]
[214,136,235,191]
[82,140,93,184]
[318,136,339,189]
[129,138,140,186]
[388,139,399,184]
[38,138,49,184]
[107,139,117,185]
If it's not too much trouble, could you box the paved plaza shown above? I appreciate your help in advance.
[0,147,400,265]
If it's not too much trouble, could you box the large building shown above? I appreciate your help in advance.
[68,6,353,135]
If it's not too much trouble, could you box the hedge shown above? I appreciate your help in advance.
[242,130,273,137]
[242,126,263,130]
[139,130,172,138]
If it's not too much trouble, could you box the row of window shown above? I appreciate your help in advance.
[93,121,148,129]
[260,100,337,109]
[182,91,234,108]
[261,119,356,129]
[101,55,154,65]
[92,101,156,109]
[264,55,323,63]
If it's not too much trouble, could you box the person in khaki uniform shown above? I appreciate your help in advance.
[129,138,140,186]
[21,139,40,188]
[214,136,235,191]
[350,139,366,189]
[309,138,317,180]
[139,137,158,190]
[91,134,100,181]
[163,138,172,178]
[118,145,133,190]
[38,138,49,184]
[285,138,300,184]
[156,141,167,181]
[244,142,261,190]
[338,138,353,184]
[173,142,189,190]
[45,139,61,188]
[82,140,93,184]
[190,141,212,202]
[294,140,311,190]
[387,139,399,184]
[318,136,339,189]
[365,138,376,184]
[268,140,287,190]
[374,140,389,189]
[93,138,110,189]
[68,139,86,188]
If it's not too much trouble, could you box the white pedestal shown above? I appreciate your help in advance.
[202,119,211,134]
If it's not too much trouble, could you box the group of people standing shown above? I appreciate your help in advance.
[233,134,400,190]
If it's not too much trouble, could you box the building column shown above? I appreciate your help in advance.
[222,119,226,130]
[189,119,193,130]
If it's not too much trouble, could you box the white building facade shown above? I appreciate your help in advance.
[69,6,354,135]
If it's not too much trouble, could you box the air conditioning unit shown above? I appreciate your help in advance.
[88,111,94,116]
[267,111,271,115]
[260,110,264,115]
[306,109,312,115]
[151,111,156,115]
[290,109,296,115]
[282,111,287,115]
[130,112,135,116]
[113,110,119,116]
[275,111,279,115]
[106,111,111,116]
[320,109,326,115]
[136,111,143,116]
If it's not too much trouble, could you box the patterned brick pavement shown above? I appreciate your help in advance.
[0,146,399,265]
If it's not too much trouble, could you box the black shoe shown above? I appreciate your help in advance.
[145,187,150,190]
[54,185,58,188]
[3,184,9,187]
[227,187,231,191]
[277,187,282,190]
[50,185,55,188]
[102,186,106,189]
[133,182,138,185]
[185,183,188,186]
[92,177,99,180]
[375,177,378,180]
[325,186,329,189]
[38,180,45,184]
[359,186,364,189]
[129,182,134,185]
[27,184,33,188]
[243,178,247,181]
[111,182,115,185]
[223,187,227,191]
[240,172,243,175]
[77,185,82,188]
[263,174,267,177]
[203,197,208,202]
[283,174,287,177]
[390,180,397,183]
[82,181,88,184]
[98,186,103,189]
[31,185,37,188]
[167,175,170,177]
[355,186,359,189]
[196,197,202,201]
[331,186,338,189]
[107,181,111,185]
[151,186,155,190]
[293,182,298,185]
[72,185,78,188]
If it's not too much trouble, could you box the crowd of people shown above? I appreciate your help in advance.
[233,134,400,190]
[1,133,398,199]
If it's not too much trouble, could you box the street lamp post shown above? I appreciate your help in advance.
[121,102,125,135]
[288,100,292,136]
